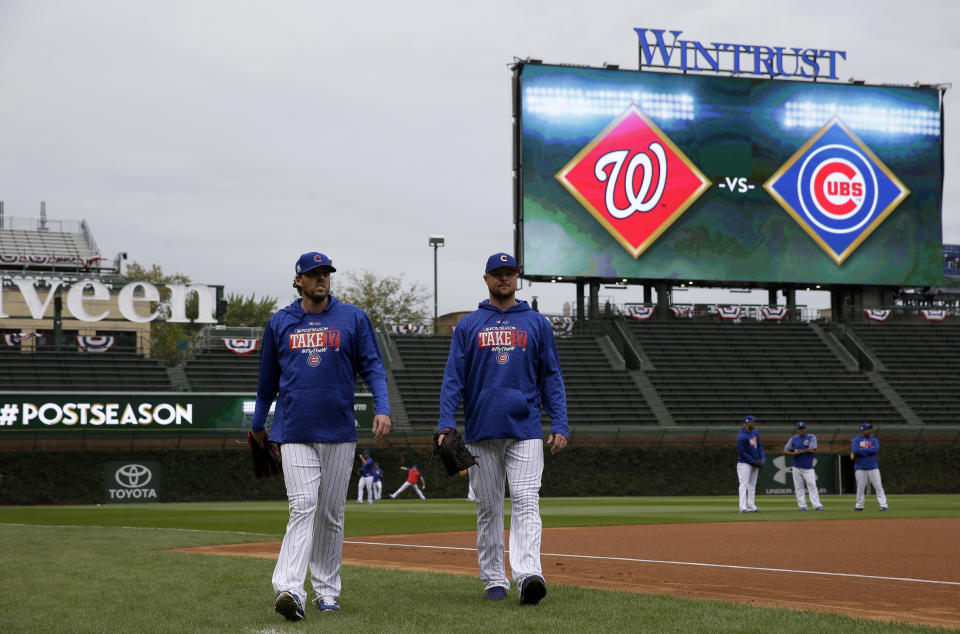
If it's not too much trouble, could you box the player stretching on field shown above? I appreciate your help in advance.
[250,252,391,622]
[389,464,426,499]
[437,252,568,605]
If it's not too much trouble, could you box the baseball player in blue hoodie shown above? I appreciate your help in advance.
[851,422,887,511]
[783,421,822,511]
[736,415,765,513]
[250,252,392,622]
[437,252,568,606]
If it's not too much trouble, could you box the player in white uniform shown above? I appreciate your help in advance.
[251,252,392,621]
[437,253,568,605]
[783,421,823,511]
[356,450,375,504]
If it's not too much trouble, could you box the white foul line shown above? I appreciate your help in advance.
[343,540,960,587]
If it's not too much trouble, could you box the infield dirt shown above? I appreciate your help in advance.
[178,518,960,629]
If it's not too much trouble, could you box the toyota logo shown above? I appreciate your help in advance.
[115,464,152,488]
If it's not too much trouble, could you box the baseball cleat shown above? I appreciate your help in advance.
[275,591,305,622]
[750,508,761,513]
[519,575,546,606]
[798,507,808,511]
[314,596,340,612]
[815,506,823,511]
[739,509,749,514]
[853,507,864,511]
[880,506,888,512]
[484,586,507,600]
[366,500,373,504]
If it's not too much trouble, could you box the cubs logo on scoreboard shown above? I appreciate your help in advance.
[555,104,711,258]
[764,117,910,265]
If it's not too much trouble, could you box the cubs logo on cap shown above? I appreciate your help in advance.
[296,252,337,275]
[796,421,807,429]
[764,117,910,265]
[860,422,873,430]
[744,415,757,423]
[485,252,519,273]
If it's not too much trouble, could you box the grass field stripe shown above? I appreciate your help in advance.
[1,523,280,538]
[344,540,960,587]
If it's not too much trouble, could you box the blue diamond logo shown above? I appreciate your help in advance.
[764,117,910,264]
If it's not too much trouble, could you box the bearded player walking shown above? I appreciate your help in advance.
[251,252,391,622]
[437,252,568,605]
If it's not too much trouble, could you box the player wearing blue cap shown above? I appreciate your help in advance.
[783,422,823,511]
[736,415,765,513]
[356,449,375,504]
[436,252,568,605]
[251,252,392,621]
[851,423,887,511]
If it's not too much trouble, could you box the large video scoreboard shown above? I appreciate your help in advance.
[514,63,944,287]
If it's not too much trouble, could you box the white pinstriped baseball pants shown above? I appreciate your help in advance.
[736,462,759,511]
[468,438,544,591]
[357,475,374,503]
[273,442,354,605]
[792,467,822,509]
[854,468,887,509]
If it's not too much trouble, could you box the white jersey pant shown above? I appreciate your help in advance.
[373,480,382,500]
[792,467,821,509]
[854,468,887,508]
[736,462,759,511]
[273,442,354,605]
[357,475,374,502]
[468,437,544,591]
[390,481,425,499]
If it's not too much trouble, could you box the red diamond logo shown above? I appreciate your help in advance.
[555,104,711,258]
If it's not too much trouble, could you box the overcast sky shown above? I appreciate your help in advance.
[1,0,956,317]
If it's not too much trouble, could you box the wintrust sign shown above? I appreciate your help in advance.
[635,28,846,80]
[0,277,217,323]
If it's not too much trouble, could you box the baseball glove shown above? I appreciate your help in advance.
[432,428,477,476]
[248,432,282,478]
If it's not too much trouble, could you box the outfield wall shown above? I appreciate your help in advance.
[1,444,956,505]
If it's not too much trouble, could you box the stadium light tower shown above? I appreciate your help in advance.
[429,235,445,334]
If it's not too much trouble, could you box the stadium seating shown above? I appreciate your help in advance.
[390,334,656,427]
[184,350,261,392]
[626,321,903,426]
[850,323,960,425]
[0,350,172,391]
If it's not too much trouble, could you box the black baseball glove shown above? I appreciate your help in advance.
[433,428,477,476]
[248,432,282,478]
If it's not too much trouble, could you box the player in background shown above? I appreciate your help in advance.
[851,422,888,511]
[783,421,822,511]
[372,462,384,500]
[356,449,374,504]
[437,252,568,606]
[251,252,391,621]
[389,464,426,499]
[736,415,765,513]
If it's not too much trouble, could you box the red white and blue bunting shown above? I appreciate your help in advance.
[77,335,115,353]
[3,332,44,346]
[222,338,260,355]
[669,306,693,318]
[716,306,741,320]
[626,306,655,321]
[550,316,575,338]
[387,324,431,335]
[921,309,947,322]
[760,306,788,321]
[864,309,891,322]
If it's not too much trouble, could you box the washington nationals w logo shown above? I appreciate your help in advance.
[594,144,668,219]
[556,104,710,258]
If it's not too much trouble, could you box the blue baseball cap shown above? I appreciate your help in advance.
[412,464,418,469]
[485,252,519,273]
[744,415,757,423]
[797,421,807,429]
[860,423,873,430]
[296,252,336,275]
[362,449,370,455]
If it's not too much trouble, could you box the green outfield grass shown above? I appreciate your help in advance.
[1,495,958,633]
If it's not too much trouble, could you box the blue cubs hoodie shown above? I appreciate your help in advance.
[851,434,880,470]
[437,299,568,443]
[251,296,389,443]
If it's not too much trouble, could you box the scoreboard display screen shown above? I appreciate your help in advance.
[516,64,944,286]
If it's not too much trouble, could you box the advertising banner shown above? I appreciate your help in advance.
[0,392,375,433]
[103,460,162,504]
[761,453,836,496]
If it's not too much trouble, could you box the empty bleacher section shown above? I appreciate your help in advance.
[184,349,262,392]
[0,350,172,391]
[390,334,655,427]
[626,321,902,426]
[851,323,960,425]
